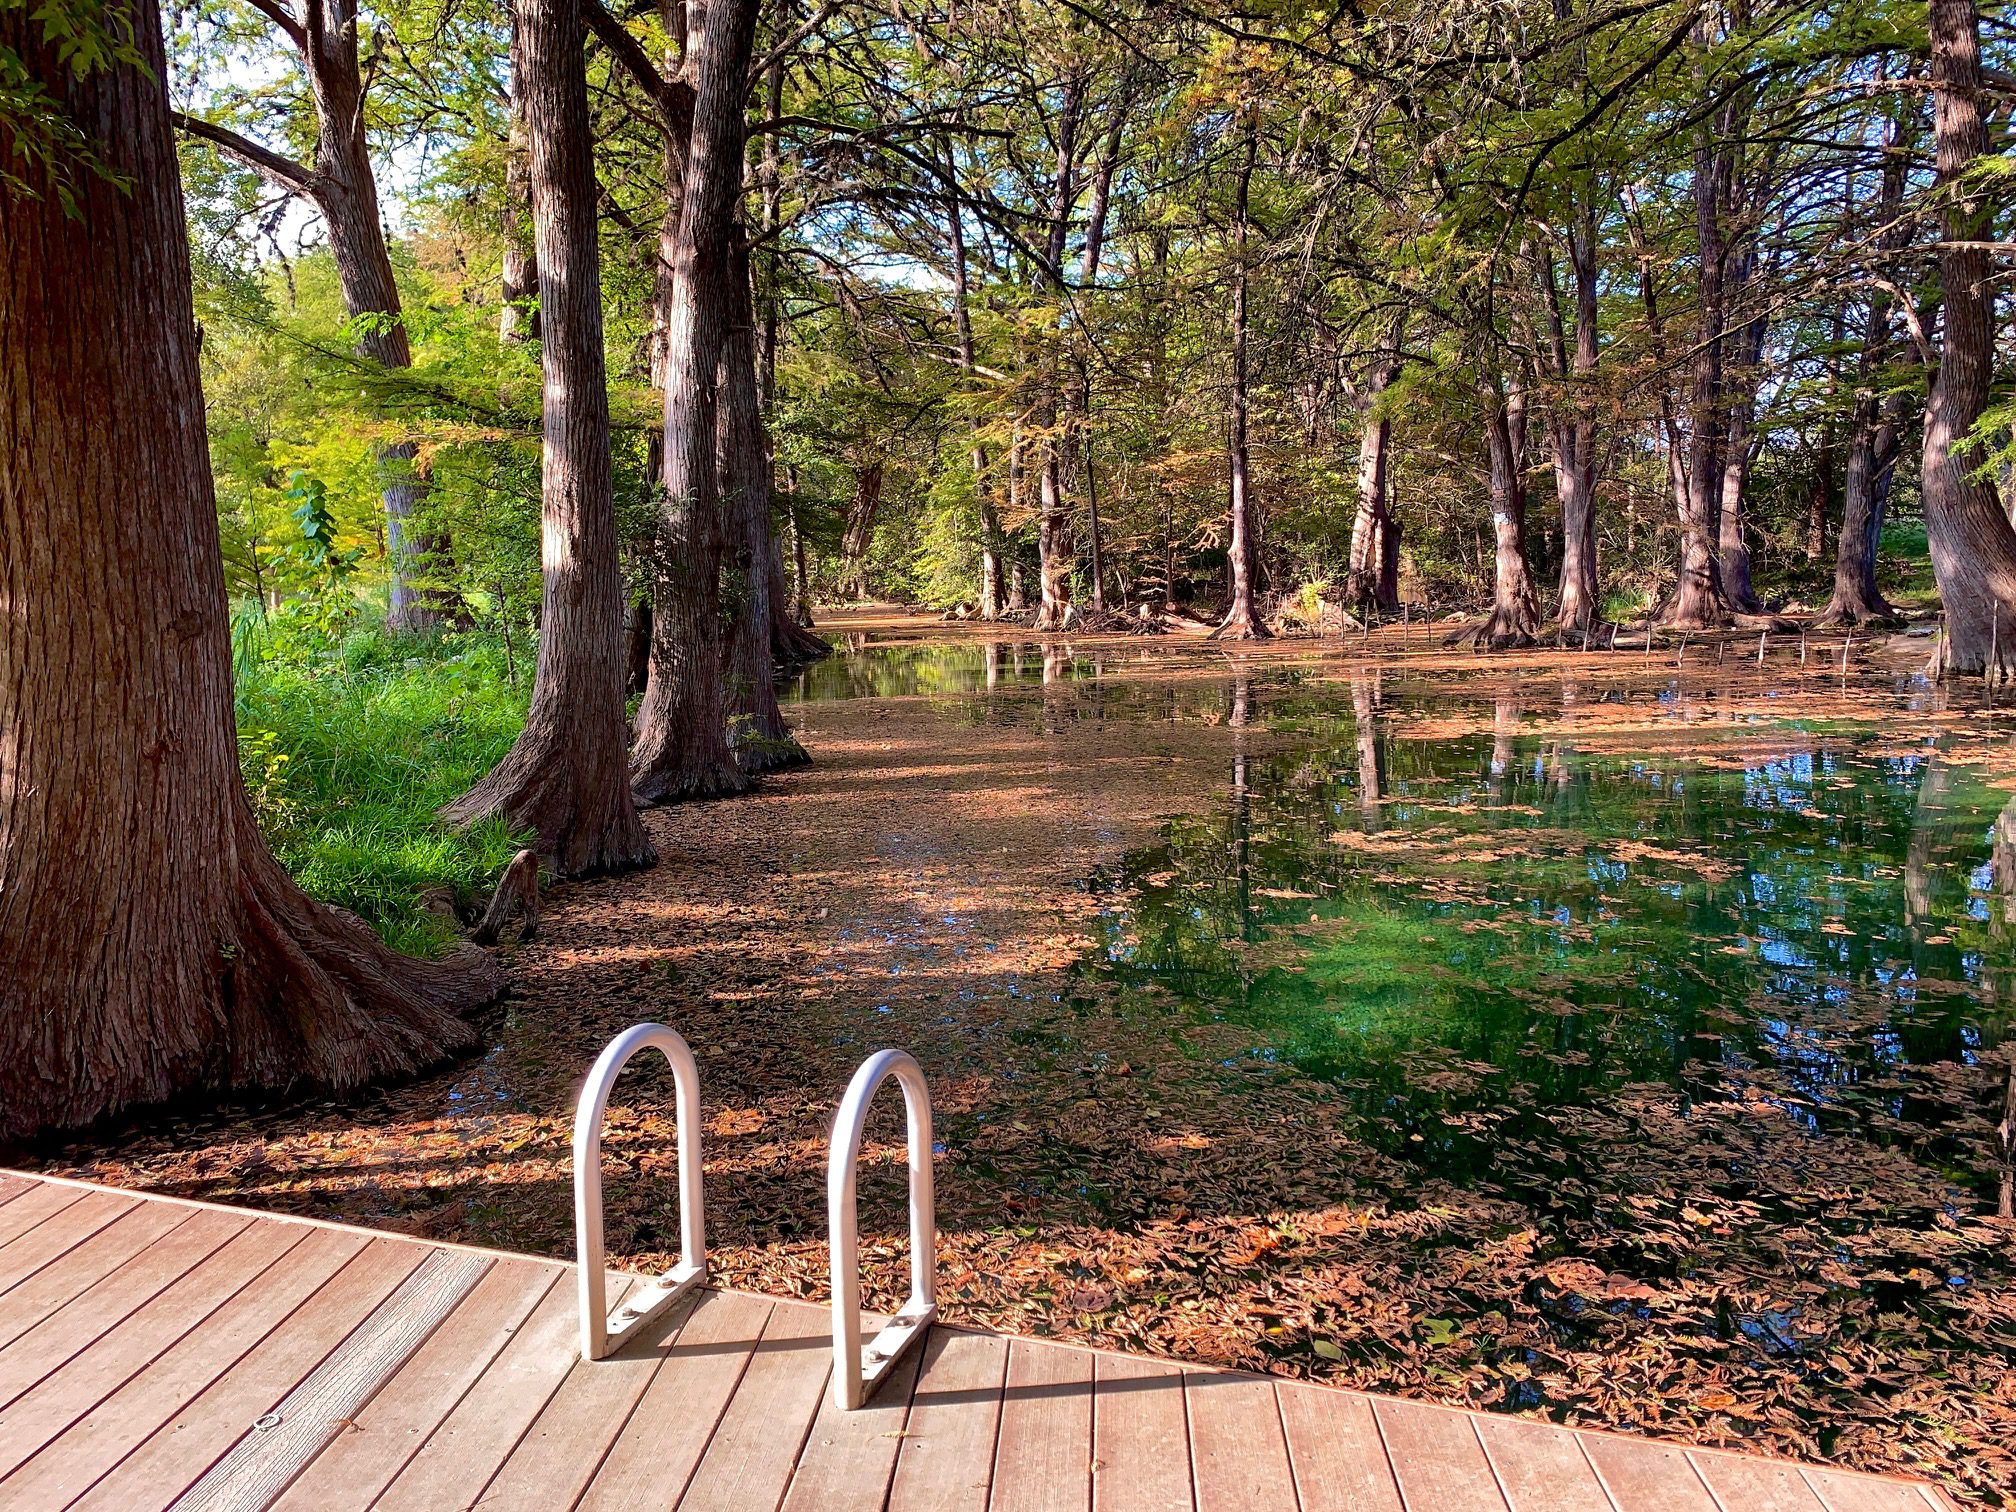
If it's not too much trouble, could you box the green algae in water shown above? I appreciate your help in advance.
[1084,686,2016,1209]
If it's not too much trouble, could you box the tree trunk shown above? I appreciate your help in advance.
[1807,301,1849,562]
[753,52,828,668]
[301,0,450,631]
[1214,121,1268,641]
[1032,68,1083,632]
[1347,319,1402,613]
[442,0,654,876]
[944,137,1003,620]
[720,236,808,773]
[1718,379,1761,612]
[1547,213,1602,633]
[1073,84,1129,618]
[1666,109,1734,629]
[1923,0,2016,678]
[840,462,884,599]
[1824,119,1909,628]
[0,0,500,1140]
[1469,362,1542,647]
[1006,420,1028,614]
[1717,260,1765,613]
[499,13,540,344]
[630,0,756,804]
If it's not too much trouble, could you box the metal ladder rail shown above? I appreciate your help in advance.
[827,1049,938,1410]
[573,1023,707,1361]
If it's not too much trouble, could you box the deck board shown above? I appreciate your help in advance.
[1186,1369,1299,1512]
[0,1171,1962,1512]
[1580,1432,1722,1512]
[1091,1351,1191,1512]
[0,1178,87,1248]
[267,1258,559,1511]
[989,1335,1094,1512]
[0,1199,193,1350]
[478,1281,692,1512]
[888,1328,1009,1512]
[1372,1397,1511,1512]
[576,1287,775,1512]
[780,1329,923,1512]
[371,1267,615,1512]
[72,1238,432,1511]
[1473,1414,1615,1512]
[0,1189,138,1297]
[1277,1381,1403,1512]
[678,1299,832,1512]
[0,1226,359,1505]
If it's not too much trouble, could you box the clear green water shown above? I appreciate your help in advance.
[1085,678,2016,1209]
[801,639,2016,1216]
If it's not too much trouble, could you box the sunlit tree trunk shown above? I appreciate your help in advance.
[1922,0,2016,678]
[176,0,460,630]
[499,14,540,345]
[1824,129,1908,627]
[445,0,655,875]
[1470,360,1542,647]
[1717,278,1765,613]
[753,50,828,666]
[1665,82,1736,630]
[840,462,884,599]
[1347,318,1403,614]
[1542,214,1601,633]
[1214,121,1268,641]
[0,0,500,1139]
[944,138,1003,619]
[1032,68,1083,631]
[630,0,757,803]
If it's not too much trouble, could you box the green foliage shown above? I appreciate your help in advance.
[0,0,143,212]
[234,618,530,956]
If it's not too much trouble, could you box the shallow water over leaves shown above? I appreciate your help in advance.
[1086,673,2016,1213]
[795,639,2016,1499]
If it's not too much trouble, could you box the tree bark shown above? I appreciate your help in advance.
[443,0,654,876]
[178,0,460,629]
[840,462,884,599]
[1665,88,1735,630]
[630,0,757,804]
[1346,320,1402,614]
[720,236,808,773]
[499,13,541,344]
[1032,67,1083,631]
[1468,361,1542,647]
[1543,214,1601,633]
[1923,0,2016,678]
[752,49,828,667]
[0,0,500,1139]
[1717,260,1765,613]
[1824,121,1908,627]
[945,137,1004,619]
[1214,121,1268,641]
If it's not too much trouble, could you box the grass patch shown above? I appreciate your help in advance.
[234,619,531,956]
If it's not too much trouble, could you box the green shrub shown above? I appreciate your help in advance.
[233,615,530,956]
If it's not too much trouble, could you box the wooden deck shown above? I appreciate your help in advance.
[0,1170,1957,1512]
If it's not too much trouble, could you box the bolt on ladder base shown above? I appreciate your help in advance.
[602,1259,706,1356]
[854,1298,936,1398]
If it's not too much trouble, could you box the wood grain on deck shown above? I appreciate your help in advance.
[0,1171,1962,1511]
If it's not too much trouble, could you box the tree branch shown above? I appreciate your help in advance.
[746,1,836,91]
[240,0,306,50]
[581,0,693,130]
[172,112,318,197]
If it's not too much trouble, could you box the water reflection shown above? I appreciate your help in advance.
[1083,695,2016,1214]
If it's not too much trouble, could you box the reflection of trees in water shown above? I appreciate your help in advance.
[1086,718,2016,1203]
[1351,670,1384,831]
